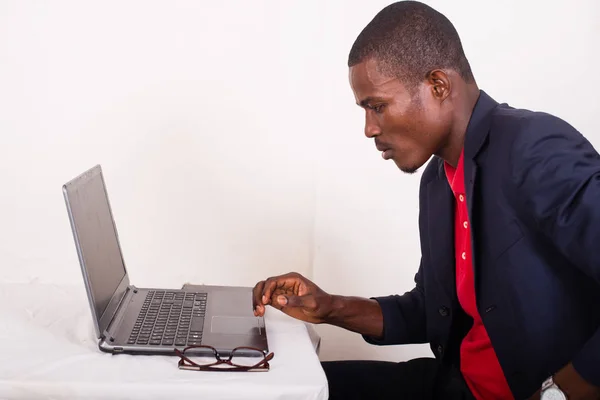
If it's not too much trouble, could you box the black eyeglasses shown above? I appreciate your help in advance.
[175,345,274,372]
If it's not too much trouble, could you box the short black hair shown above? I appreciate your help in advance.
[348,1,474,89]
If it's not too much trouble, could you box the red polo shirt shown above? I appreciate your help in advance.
[444,150,513,400]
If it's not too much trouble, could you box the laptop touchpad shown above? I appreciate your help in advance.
[210,316,263,336]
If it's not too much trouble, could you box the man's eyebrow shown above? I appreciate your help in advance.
[358,97,377,108]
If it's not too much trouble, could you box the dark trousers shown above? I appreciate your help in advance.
[321,358,476,400]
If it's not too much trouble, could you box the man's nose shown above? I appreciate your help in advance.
[364,112,381,138]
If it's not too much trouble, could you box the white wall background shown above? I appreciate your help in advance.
[1,0,598,363]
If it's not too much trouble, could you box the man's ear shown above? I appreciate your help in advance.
[426,70,451,102]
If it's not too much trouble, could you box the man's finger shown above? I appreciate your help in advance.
[253,281,266,316]
[262,278,280,305]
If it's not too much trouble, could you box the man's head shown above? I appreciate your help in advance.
[348,1,476,173]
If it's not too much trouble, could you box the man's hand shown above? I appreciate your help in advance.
[252,272,335,324]
[252,271,384,337]
[528,363,600,400]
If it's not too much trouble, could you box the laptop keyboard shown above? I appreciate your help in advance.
[127,290,207,347]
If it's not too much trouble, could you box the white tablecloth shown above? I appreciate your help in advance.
[0,282,328,400]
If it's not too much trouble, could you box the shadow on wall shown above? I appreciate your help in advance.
[314,323,433,363]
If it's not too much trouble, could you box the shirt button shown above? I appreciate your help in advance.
[461,252,466,260]
[437,344,444,356]
[463,221,468,229]
[459,194,464,202]
[438,306,450,317]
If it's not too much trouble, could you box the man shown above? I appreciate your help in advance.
[252,2,600,399]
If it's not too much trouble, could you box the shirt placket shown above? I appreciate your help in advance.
[457,192,475,316]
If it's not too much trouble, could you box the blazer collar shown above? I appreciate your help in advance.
[464,90,499,162]
[433,90,499,182]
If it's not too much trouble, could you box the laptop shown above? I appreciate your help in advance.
[62,165,268,356]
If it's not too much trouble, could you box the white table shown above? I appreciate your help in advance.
[0,282,328,400]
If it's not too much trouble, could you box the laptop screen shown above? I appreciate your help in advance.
[63,166,127,327]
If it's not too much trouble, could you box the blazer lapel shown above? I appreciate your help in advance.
[427,164,457,303]
[462,90,500,302]
[464,156,480,301]
[464,160,478,227]
[463,90,500,218]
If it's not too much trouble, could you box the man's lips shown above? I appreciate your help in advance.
[375,141,393,160]
[375,144,389,152]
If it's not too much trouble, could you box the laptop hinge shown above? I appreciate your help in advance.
[102,285,139,342]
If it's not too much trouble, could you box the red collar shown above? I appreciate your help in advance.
[444,149,466,194]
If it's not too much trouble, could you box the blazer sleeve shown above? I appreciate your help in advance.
[510,114,600,387]
[362,262,427,345]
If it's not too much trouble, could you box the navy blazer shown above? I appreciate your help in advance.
[364,91,600,399]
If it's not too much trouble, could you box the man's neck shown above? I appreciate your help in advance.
[439,84,480,167]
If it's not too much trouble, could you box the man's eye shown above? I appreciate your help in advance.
[373,104,385,113]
